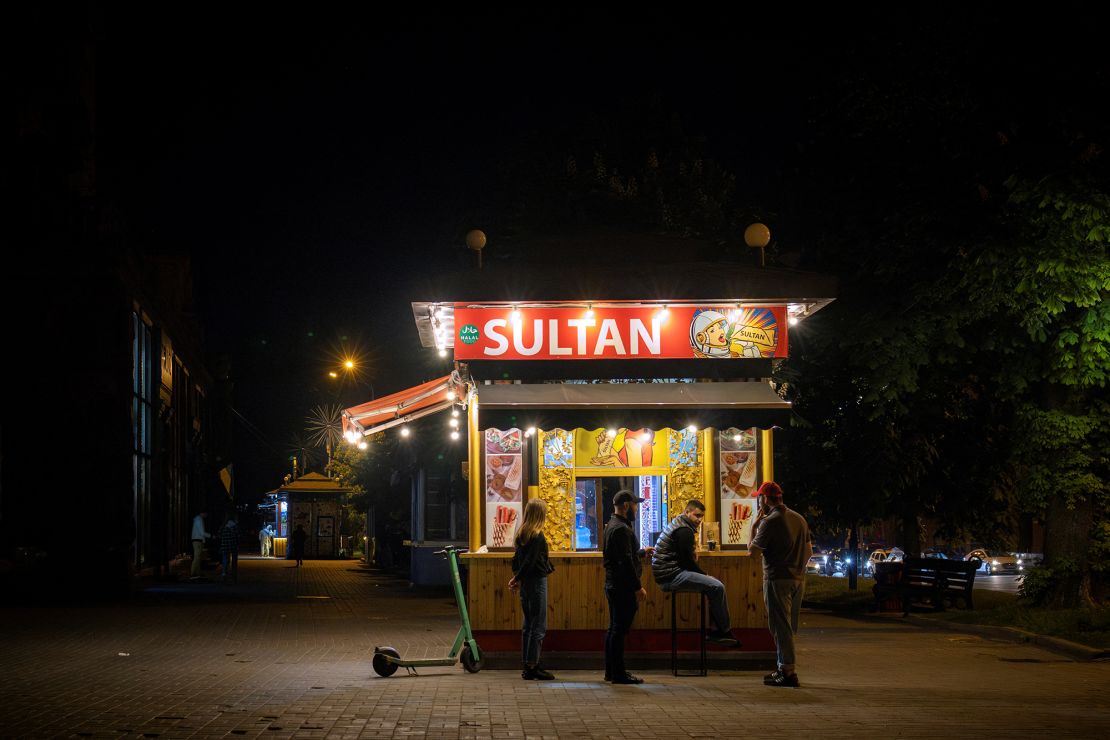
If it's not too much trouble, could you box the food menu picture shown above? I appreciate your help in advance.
[720,427,759,546]
[485,428,523,548]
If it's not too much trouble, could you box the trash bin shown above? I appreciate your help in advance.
[873,560,903,612]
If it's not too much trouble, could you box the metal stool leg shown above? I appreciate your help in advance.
[699,592,707,676]
[671,590,709,677]
[670,592,678,676]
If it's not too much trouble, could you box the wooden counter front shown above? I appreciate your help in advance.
[462,551,767,631]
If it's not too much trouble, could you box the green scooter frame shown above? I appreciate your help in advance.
[372,546,483,676]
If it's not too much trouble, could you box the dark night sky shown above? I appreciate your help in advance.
[68,6,1103,502]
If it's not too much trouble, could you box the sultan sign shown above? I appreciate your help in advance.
[453,305,787,361]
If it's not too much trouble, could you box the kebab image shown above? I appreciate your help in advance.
[492,505,519,547]
[728,501,753,542]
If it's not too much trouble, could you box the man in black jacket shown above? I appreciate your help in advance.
[602,489,653,684]
[651,500,739,646]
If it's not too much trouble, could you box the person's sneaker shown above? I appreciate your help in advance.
[611,673,644,685]
[764,671,800,688]
[530,666,556,680]
[706,630,740,647]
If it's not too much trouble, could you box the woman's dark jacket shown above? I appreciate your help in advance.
[512,532,556,581]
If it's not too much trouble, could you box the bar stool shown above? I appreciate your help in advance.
[669,590,708,676]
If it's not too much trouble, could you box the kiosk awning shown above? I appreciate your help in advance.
[474,381,792,430]
[342,374,461,437]
[475,381,790,410]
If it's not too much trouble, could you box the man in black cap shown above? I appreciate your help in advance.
[602,489,653,684]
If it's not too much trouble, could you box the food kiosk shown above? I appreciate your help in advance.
[343,261,835,665]
[264,472,351,559]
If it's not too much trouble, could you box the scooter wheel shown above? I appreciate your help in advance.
[460,644,483,673]
[372,647,401,677]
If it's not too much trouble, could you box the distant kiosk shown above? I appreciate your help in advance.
[265,472,353,559]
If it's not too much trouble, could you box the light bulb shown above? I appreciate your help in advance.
[451,409,459,418]
[687,424,698,433]
[606,428,617,438]
[438,348,448,357]
[358,442,368,450]
[450,430,460,440]
[446,390,456,401]
[449,417,459,428]
[788,316,799,326]
[400,427,410,438]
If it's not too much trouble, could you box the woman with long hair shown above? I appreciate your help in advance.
[509,498,557,680]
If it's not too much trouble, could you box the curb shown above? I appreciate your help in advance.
[902,615,1110,662]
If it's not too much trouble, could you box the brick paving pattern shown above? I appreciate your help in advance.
[1,557,1107,738]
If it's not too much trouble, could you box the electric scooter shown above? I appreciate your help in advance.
[371,546,484,676]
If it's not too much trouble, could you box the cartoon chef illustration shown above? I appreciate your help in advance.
[689,309,768,358]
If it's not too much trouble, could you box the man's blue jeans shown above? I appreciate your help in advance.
[764,578,804,672]
[660,570,731,633]
[520,577,548,666]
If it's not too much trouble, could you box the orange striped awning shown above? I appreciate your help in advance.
[342,374,461,437]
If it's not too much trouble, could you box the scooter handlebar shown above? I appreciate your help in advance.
[434,546,469,555]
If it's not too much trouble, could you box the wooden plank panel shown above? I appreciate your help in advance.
[465,553,765,630]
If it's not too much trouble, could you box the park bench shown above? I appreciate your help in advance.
[873,557,978,615]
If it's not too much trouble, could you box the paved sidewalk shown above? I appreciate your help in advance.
[1,557,1107,739]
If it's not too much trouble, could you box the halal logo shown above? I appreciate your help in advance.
[459,324,480,345]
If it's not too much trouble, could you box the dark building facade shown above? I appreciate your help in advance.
[5,8,227,592]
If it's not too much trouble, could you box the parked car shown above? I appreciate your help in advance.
[922,547,959,559]
[965,548,1020,575]
[864,549,889,575]
[1013,552,1044,570]
[807,552,827,575]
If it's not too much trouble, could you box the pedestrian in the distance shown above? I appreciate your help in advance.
[219,515,240,582]
[508,499,556,681]
[259,524,274,557]
[749,481,812,688]
[190,511,212,578]
[291,523,307,567]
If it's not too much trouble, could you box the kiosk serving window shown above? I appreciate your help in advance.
[574,475,669,551]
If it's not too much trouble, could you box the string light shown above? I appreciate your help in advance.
[788,316,799,326]
[438,348,448,357]
[449,417,460,428]
[639,431,651,443]
[450,430,460,440]
[525,427,536,437]
[585,303,594,319]
[451,409,460,418]
[687,424,698,433]
[358,441,368,450]
[511,305,521,322]
[446,390,456,401]
[606,428,617,438]
[400,427,410,438]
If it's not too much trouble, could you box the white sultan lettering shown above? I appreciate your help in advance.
[513,319,544,355]
[484,319,508,356]
[548,319,571,355]
[567,318,595,355]
[629,318,661,355]
[594,318,627,355]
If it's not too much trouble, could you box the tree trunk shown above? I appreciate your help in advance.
[1043,496,1095,608]
[902,510,922,558]
[848,523,859,591]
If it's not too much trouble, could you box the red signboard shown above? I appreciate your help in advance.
[453,305,787,360]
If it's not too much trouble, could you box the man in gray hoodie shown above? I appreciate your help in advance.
[651,500,739,646]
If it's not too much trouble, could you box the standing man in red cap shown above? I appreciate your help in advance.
[748,481,811,688]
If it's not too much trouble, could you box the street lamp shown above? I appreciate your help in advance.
[329,356,375,401]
